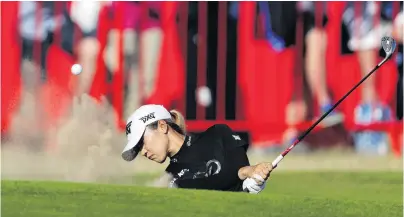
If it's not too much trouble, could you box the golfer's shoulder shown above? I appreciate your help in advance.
[192,124,232,142]
[203,124,245,145]
[204,124,234,137]
[192,124,247,151]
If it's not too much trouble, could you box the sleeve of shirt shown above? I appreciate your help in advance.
[175,125,250,190]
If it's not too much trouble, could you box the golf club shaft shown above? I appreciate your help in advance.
[271,55,392,168]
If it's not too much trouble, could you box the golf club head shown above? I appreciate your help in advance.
[381,36,396,58]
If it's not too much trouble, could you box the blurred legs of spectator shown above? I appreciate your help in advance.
[104,30,120,75]
[19,1,63,86]
[282,6,339,149]
[104,28,163,119]
[343,2,396,155]
[284,28,334,142]
[96,2,163,118]
[17,1,104,151]
[18,2,74,151]
[353,61,391,155]
[125,28,162,119]
[122,29,139,118]
[76,37,100,95]
[101,1,163,118]
[282,28,337,151]
[358,50,378,103]
[305,27,343,123]
[305,28,329,107]
[139,28,162,100]
[242,2,333,153]
[69,1,102,95]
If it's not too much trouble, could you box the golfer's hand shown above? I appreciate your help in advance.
[243,177,267,194]
[238,162,273,183]
[248,162,273,185]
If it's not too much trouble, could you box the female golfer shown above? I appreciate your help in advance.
[122,104,273,193]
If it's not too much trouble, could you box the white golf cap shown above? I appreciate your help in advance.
[122,104,172,161]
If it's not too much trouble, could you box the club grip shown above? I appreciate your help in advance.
[271,155,284,168]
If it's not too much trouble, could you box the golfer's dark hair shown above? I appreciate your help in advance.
[147,110,186,135]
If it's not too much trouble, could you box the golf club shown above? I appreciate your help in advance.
[271,36,397,169]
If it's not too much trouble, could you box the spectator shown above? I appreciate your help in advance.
[342,1,402,155]
[230,2,337,153]
[101,2,163,119]
[69,1,103,95]
[19,1,67,85]
[19,1,101,91]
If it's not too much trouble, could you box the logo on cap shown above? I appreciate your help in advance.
[139,112,156,123]
[126,121,132,136]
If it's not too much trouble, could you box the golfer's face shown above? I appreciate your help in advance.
[141,129,169,163]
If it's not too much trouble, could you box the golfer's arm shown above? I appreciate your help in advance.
[216,124,252,180]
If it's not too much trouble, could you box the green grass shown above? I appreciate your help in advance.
[2,172,403,217]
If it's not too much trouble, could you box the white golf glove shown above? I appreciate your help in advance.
[242,174,267,194]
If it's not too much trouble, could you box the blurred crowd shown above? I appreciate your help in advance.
[1,1,403,156]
